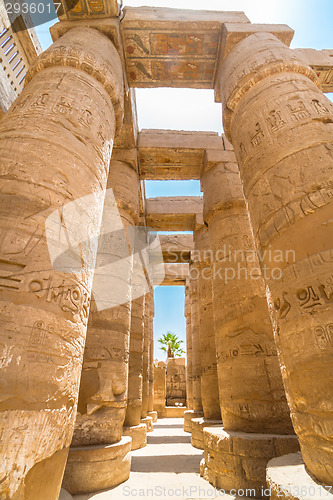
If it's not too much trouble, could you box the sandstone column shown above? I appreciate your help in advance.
[148,294,157,422]
[201,153,298,494]
[63,153,140,493]
[193,225,220,421]
[217,32,333,486]
[189,255,203,414]
[125,295,145,427]
[0,27,123,500]
[185,280,193,410]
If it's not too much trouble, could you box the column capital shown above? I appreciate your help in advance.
[201,153,245,226]
[214,23,295,103]
[26,26,124,134]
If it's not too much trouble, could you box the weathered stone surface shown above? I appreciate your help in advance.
[159,234,194,263]
[267,452,333,500]
[57,0,120,21]
[153,362,166,414]
[202,157,293,435]
[185,281,193,410]
[189,257,203,413]
[166,358,186,407]
[203,428,299,498]
[146,196,203,231]
[147,411,158,423]
[141,416,154,433]
[0,26,123,500]
[148,297,155,413]
[138,130,223,180]
[62,436,131,495]
[191,418,222,450]
[184,410,204,433]
[125,296,144,427]
[72,156,139,447]
[218,32,333,485]
[142,292,152,418]
[123,424,147,451]
[121,7,250,89]
[294,48,333,93]
[193,226,220,420]
[161,263,189,286]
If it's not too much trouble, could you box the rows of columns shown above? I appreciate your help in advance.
[0,17,332,500]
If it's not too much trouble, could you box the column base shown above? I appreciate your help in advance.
[184,410,204,432]
[203,427,300,499]
[62,436,131,495]
[267,452,333,499]
[191,418,222,450]
[59,489,73,500]
[123,424,147,450]
[141,416,154,432]
[147,411,158,423]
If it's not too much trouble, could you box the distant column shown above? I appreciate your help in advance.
[194,225,220,420]
[185,280,193,410]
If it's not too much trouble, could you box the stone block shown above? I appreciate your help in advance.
[123,424,147,451]
[147,411,158,423]
[141,416,154,432]
[191,418,222,450]
[184,410,204,432]
[203,428,300,498]
[62,437,131,495]
[266,452,333,500]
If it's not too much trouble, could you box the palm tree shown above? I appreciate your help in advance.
[158,332,185,358]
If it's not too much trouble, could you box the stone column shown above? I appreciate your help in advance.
[194,225,221,421]
[0,27,123,500]
[63,154,140,493]
[125,295,145,427]
[141,290,153,431]
[201,154,298,494]
[153,361,166,416]
[188,253,204,422]
[148,294,157,422]
[185,280,193,410]
[217,32,333,486]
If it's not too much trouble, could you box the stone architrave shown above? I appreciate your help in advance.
[0,27,123,500]
[218,32,333,485]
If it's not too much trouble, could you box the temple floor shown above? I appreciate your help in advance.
[72,418,242,500]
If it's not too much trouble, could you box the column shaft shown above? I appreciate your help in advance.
[185,281,193,410]
[0,27,123,500]
[218,32,333,484]
[189,258,203,412]
[193,227,220,420]
[202,160,293,434]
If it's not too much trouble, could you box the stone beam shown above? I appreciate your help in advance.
[145,196,203,231]
[159,234,194,263]
[56,0,120,21]
[294,48,333,93]
[138,130,224,180]
[161,263,189,286]
[121,7,250,89]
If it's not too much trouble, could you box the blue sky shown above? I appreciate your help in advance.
[34,1,333,359]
